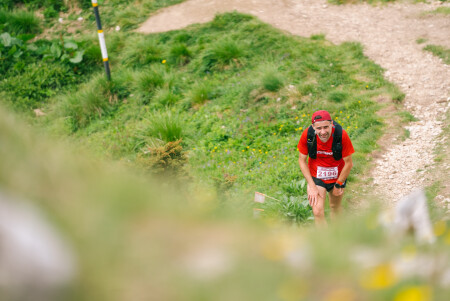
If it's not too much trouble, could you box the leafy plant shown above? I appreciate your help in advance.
[41,38,85,64]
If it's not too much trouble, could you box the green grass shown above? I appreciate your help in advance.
[423,44,450,65]
[425,6,450,16]
[397,111,418,123]
[0,9,41,35]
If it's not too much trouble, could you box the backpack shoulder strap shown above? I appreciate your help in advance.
[307,125,316,159]
[332,120,343,160]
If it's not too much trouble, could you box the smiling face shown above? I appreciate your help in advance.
[313,120,333,143]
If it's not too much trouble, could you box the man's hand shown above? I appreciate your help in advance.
[332,186,343,196]
[307,183,319,207]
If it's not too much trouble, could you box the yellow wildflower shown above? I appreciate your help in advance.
[360,263,397,290]
[162,59,166,64]
[393,286,432,301]
[433,220,446,236]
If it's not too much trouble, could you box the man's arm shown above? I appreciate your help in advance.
[332,154,353,196]
[337,154,353,184]
[298,153,319,206]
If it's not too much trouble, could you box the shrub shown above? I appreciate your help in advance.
[0,62,78,110]
[136,139,187,175]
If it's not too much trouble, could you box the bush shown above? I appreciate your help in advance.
[0,62,78,110]
[136,139,188,175]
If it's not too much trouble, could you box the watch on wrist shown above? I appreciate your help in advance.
[335,180,346,189]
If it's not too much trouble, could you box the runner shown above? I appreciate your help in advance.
[297,110,355,226]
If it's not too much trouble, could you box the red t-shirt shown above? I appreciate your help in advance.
[297,126,355,184]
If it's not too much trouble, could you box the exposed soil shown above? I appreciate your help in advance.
[138,0,450,208]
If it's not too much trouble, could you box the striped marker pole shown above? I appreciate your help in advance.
[91,0,111,80]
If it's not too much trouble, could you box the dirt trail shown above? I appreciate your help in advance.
[138,0,450,206]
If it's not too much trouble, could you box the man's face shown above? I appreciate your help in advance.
[313,120,332,142]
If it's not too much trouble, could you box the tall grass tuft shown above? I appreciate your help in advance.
[198,38,244,72]
[328,90,349,103]
[185,81,216,106]
[260,66,284,92]
[153,88,181,107]
[134,67,165,101]
[122,36,164,67]
[143,111,185,143]
[57,75,121,131]
[0,9,41,35]
[169,43,192,66]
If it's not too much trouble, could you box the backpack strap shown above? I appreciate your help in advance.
[332,120,343,161]
[307,125,316,159]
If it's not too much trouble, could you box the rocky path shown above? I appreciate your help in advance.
[138,0,450,206]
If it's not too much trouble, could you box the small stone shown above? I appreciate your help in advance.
[77,17,83,22]
[406,181,411,185]
[58,18,63,23]
[115,26,121,31]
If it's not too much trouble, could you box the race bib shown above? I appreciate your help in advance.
[317,166,338,180]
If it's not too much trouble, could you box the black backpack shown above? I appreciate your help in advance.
[307,120,342,160]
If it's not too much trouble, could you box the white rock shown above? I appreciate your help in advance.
[58,18,63,24]
[115,26,121,31]
[77,17,83,22]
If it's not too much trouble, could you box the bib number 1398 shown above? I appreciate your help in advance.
[317,166,338,180]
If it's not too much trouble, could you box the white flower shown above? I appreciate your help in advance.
[115,26,121,31]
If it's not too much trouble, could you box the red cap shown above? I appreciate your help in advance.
[311,110,332,123]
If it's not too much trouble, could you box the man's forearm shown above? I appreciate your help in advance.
[298,157,315,186]
[337,156,353,183]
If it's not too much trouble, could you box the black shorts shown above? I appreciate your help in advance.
[312,177,346,192]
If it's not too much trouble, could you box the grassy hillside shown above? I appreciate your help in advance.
[20,12,403,223]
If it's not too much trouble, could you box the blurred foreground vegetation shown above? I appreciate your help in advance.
[1,104,450,300]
